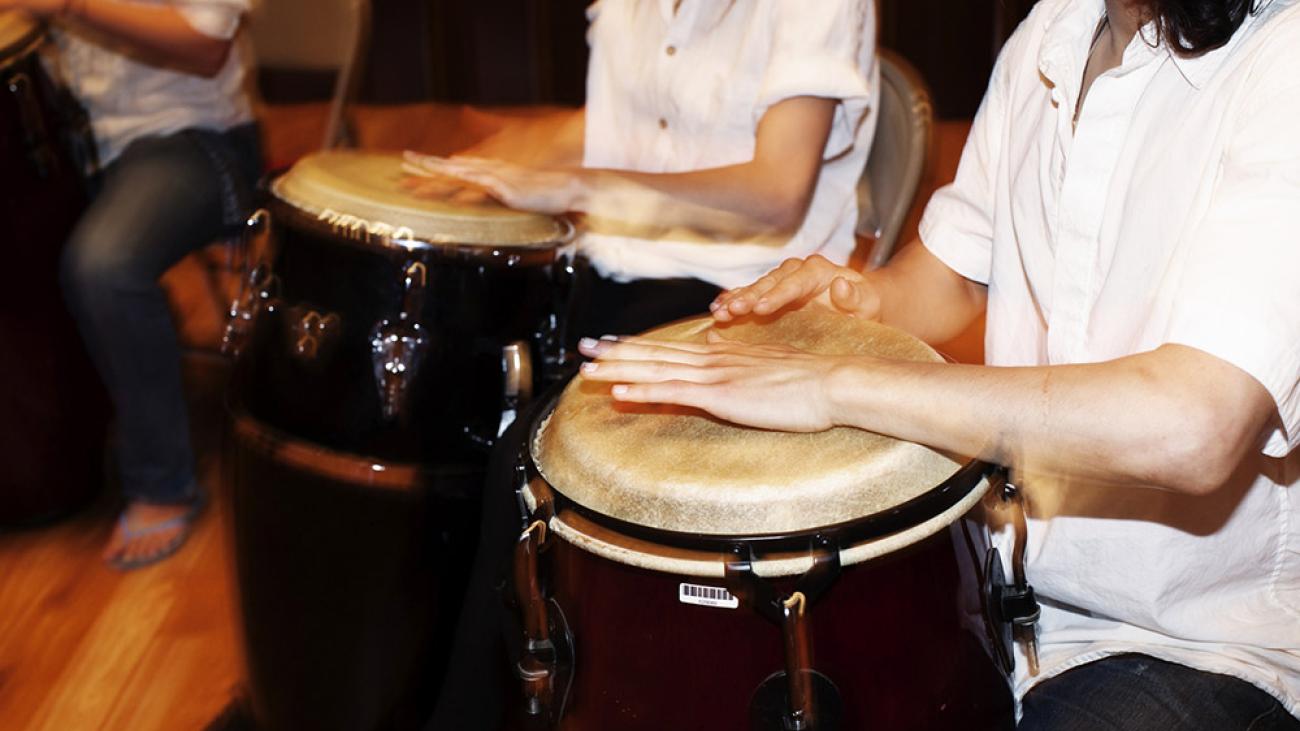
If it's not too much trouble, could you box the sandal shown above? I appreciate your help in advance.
[105,493,206,571]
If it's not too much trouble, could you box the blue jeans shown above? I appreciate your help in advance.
[1020,654,1300,730]
[60,124,261,505]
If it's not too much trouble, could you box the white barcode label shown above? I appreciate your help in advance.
[678,582,739,609]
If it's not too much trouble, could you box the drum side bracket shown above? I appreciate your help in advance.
[724,534,842,625]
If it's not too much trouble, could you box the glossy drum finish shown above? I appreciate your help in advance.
[539,513,1015,731]
[0,15,107,526]
[225,155,573,730]
[231,198,568,466]
[226,413,481,731]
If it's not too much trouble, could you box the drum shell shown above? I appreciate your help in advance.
[542,514,1015,731]
[233,199,561,465]
[0,33,107,525]
[227,412,482,731]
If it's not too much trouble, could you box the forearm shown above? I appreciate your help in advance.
[575,159,815,243]
[66,0,231,76]
[468,107,585,167]
[867,241,988,344]
[828,344,1271,493]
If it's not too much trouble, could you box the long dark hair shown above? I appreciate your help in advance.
[1148,0,1262,56]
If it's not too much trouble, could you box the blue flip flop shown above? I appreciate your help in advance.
[105,494,206,571]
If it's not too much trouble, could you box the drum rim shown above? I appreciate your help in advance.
[525,391,993,554]
[0,20,42,73]
[267,158,576,252]
[229,409,483,497]
[266,195,565,265]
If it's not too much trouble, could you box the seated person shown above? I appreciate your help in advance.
[581,0,1300,728]
[414,2,880,729]
[408,0,879,338]
[0,0,260,569]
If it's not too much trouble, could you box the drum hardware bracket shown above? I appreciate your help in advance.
[989,469,1041,676]
[726,536,842,731]
[8,72,56,180]
[370,261,430,422]
[223,209,278,358]
[513,518,574,724]
[724,534,842,625]
[288,308,340,362]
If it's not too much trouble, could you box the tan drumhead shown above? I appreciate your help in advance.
[532,308,967,536]
[271,150,570,247]
[0,12,40,62]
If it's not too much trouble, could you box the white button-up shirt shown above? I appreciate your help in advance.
[54,0,253,166]
[580,0,878,289]
[921,0,1300,716]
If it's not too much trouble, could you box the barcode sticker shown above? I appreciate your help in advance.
[678,582,739,609]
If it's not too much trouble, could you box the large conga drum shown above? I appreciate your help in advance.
[225,150,575,731]
[0,11,106,526]
[509,309,1017,730]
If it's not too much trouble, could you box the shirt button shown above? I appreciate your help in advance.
[658,118,668,130]
[665,45,676,56]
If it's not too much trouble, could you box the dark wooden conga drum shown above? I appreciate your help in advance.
[0,11,106,526]
[509,309,1017,730]
[225,150,574,730]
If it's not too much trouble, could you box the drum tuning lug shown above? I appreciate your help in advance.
[498,341,534,437]
[223,209,277,358]
[370,260,431,422]
[512,519,574,723]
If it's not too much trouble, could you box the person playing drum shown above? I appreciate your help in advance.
[406,0,879,339]
[580,0,1300,728]
[414,1,879,728]
[0,0,260,569]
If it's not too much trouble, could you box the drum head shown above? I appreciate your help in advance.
[532,308,968,537]
[270,150,570,248]
[0,11,40,62]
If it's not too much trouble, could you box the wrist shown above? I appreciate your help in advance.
[822,357,875,430]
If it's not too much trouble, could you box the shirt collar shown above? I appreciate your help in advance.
[1038,0,1262,92]
[658,0,733,39]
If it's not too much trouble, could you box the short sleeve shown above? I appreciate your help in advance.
[918,35,1016,285]
[1162,35,1300,457]
[755,0,875,160]
[175,0,249,40]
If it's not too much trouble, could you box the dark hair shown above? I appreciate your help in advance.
[1147,0,1262,56]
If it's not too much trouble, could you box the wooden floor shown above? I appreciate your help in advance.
[0,120,976,731]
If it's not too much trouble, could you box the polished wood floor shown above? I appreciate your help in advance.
[0,120,976,731]
[0,355,242,731]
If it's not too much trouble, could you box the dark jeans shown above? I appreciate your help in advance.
[1020,654,1299,730]
[425,274,721,730]
[60,123,261,505]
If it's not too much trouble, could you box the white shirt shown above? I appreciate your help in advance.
[921,0,1300,716]
[54,0,253,166]
[580,0,878,290]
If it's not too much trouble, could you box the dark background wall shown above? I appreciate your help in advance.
[274,0,1037,119]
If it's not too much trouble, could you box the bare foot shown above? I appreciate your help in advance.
[102,502,198,570]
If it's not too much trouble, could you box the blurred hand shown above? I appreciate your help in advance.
[403,151,584,214]
[711,255,881,323]
[398,166,492,206]
[577,331,852,433]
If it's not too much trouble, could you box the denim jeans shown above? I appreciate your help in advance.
[60,123,261,504]
[1020,654,1300,730]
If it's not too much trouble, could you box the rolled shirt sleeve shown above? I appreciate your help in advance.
[917,44,1014,286]
[1162,52,1300,457]
[755,0,875,160]
[175,0,249,40]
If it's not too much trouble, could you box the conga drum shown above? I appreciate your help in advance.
[509,309,1017,730]
[225,150,575,730]
[0,11,106,526]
